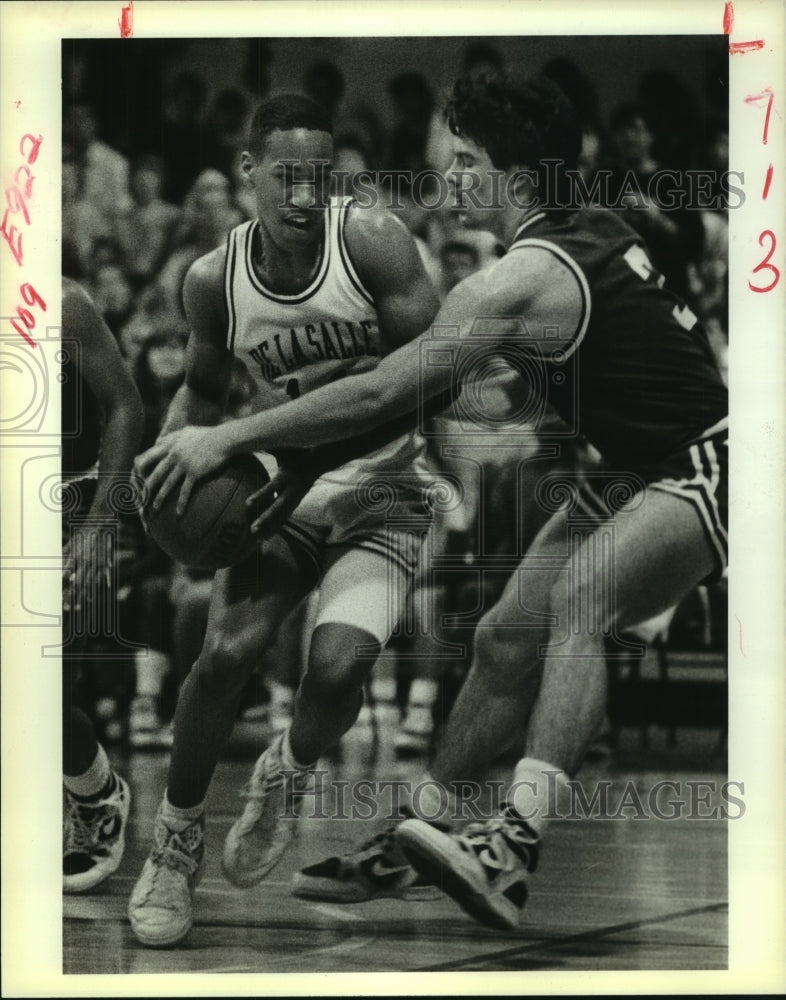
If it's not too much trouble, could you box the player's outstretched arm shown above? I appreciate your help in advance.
[222,247,570,456]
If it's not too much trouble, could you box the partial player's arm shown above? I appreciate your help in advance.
[62,278,144,602]
[136,249,240,502]
[159,249,235,434]
[221,245,582,453]
[63,278,144,518]
[344,203,441,351]
[246,246,584,536]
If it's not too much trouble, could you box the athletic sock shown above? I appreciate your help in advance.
[64,744,113,800]
[160,792,205,833]
[506,756,571,838]
[280,727,316,772]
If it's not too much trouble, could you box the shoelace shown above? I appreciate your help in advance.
[352,824,402,864]
[138,828,202,906]
[150,844,199,879]
[240,762,311,803]
[139,855,190,908]
[461,816,538,869]
[240,765,284,802]
[64,795,113,854]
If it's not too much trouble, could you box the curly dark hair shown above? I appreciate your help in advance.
[446,73,581,202]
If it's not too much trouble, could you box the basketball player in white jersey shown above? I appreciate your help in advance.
[129,94,440,947]
[150,75,729,931]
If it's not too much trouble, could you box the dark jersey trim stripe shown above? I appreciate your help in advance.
[507,237,591,359]
[337,199,375,308]
[225,228,239,353]
[243,216,331,305]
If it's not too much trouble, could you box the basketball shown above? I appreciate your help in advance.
[144,454,270,570]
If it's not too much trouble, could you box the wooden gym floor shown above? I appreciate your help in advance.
[62,707,729,980]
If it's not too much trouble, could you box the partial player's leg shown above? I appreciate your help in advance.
[224,544,416,893]
[426,507,573,789]
[166,537,307,808]
[292,513,571,905]
[63,699,131,893]
[129,534,308,947]
[399,485,725,929]
[62,482,130,894]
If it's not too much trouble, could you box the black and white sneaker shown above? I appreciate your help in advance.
[397,806,540,930]
[293,823,441,903]
[63,773,130,893]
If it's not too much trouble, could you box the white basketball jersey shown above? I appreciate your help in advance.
[224,197,425,484]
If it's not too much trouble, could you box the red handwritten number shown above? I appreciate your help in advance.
[19,133,43,165]
[744,89,774,145]
[14,165,35,200]
[748,230,779,293]
[9,283,45,347]
[1,210,23,265]
[20,282,46,311]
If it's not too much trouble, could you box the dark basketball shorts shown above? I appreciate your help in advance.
[575,427,728,584]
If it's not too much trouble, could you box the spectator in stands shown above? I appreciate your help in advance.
[135,326,189,450]
[119,155,182,291]
[577,120,606,189]
[64,104,133,229]
[461,41,506,82]
[204,88,252,180]
[608,103,703,303]
[159,71,211,204]
[333,134,374,199]
[386,72,435,174]
[171,168,245,252]
[148,169,244,325]
[91,262,135,336]
[62,158,112,279]
[542,57,602,133]
[303,59,347,121]
[637,68,700,171]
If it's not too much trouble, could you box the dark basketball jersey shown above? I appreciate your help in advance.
[509,209,728,464]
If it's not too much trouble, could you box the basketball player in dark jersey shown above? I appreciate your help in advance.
[61,278,143,892]
[151,75,729,927]
[130,95,440,947]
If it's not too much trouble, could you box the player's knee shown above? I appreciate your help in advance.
[196,630,256,696]
[302,624,379,706]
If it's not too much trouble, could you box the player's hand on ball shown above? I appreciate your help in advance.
[246,458,318,538]
[137,425,233,515]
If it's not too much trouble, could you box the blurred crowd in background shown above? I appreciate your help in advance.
[62,38,730,757]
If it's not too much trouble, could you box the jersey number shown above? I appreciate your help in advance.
[285,378,300,399]
[623,245,698,332]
